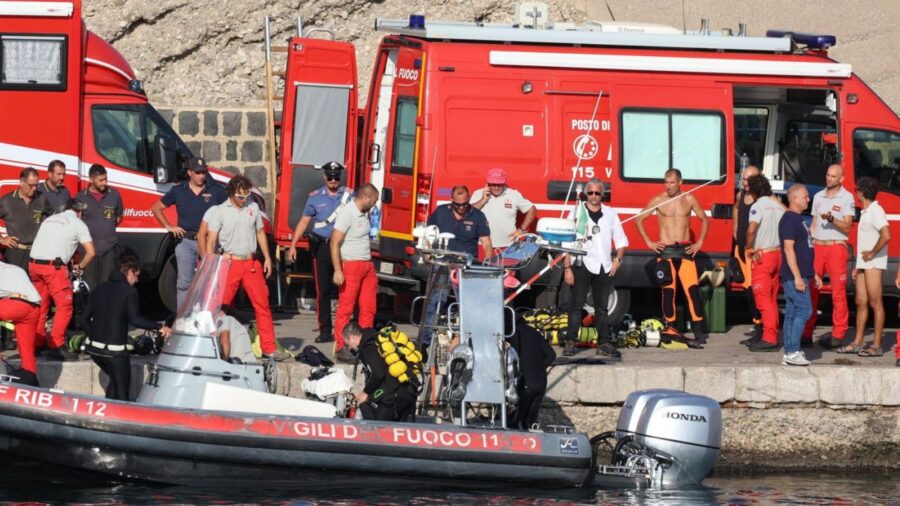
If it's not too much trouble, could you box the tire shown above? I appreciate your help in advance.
[584,287,631,326]
[158,255,178,314]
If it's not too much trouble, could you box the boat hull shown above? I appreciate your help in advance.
[0,384,594,487]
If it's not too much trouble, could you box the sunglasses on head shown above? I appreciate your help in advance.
[585,191,603,196]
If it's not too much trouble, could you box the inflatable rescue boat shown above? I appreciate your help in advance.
[0,247,720,488]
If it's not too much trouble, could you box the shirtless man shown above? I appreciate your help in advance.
[635,168,710,343]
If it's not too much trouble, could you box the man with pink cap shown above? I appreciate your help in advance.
[471,167,536,249]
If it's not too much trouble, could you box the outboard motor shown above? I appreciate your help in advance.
[612,389,721,487]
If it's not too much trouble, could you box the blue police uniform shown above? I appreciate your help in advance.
[304,186,352,239]
[159,181,228,308]
[426,204,490,258]
[304,186,353,340]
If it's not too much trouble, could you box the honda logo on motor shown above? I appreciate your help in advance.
[664,411,708,423]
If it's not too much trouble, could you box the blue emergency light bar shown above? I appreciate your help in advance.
[408,14,425,29]
[766,30,837,49]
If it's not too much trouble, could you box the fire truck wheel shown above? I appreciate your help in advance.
[158,255,178,313]
[584,288,631,326]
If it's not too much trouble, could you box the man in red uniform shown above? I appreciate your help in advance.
[744,175,785,352]
[803,164,854,345]
[203,175,290,361]
[330,183,380,362]
[0,261,42,385]
[29,199,95,360]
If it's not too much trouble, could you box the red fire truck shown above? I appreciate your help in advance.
[274,9,899,319]
[0,0,238,310]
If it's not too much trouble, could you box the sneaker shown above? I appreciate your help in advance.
[749,341,779,353]
[314,333,334,343]
[562,341,577,357]
[44,347,80,362]
[334,347,356,364]
[782,351,810,366]
[596,342,622,359]
[265,350,293,362]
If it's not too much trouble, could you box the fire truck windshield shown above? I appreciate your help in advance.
[92,104,193,175]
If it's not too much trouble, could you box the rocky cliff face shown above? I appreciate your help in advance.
[84,0,899,111]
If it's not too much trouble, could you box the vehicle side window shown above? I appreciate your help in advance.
[779,120,837,187]
[734,107,769,171]
[853,129,900,195]
[621,109,724,182]
[0,34,67,91]
[390,97,417,176]
[92,107,142,171]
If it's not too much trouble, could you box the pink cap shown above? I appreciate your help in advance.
[486,167,507,185]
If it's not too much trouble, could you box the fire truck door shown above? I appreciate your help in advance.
[841,87,900,266]
[373,47,423,241]
[611,83,735,256]
[278,38,357,242]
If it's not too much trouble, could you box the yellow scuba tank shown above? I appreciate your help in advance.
[377,325,419,383]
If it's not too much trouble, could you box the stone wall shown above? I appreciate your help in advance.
[157,107,271,190]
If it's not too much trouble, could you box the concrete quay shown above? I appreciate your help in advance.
[7,311,900,471]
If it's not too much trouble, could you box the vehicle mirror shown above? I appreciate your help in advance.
[152,134,177,184]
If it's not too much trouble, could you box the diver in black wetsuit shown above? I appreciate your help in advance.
[509,316,556,430]
[343,322,418,422]
[80,256,171,400]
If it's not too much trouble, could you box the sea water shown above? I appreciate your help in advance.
[0,456,896,505]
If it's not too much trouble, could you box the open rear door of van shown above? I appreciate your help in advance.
[275,37,358,244]
[365,43,425,248]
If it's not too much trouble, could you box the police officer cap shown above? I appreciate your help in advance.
[188,157,208,173]
[321,161,344,175]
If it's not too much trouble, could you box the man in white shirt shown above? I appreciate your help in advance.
[28,199,95,361]
[562,179,628,358]
[471,167,536,249]
[803,164,854,343]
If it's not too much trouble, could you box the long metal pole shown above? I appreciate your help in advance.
[263,16,278,225]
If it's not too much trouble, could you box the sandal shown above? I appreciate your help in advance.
[836,343,863,354]
[857,344,884,357]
